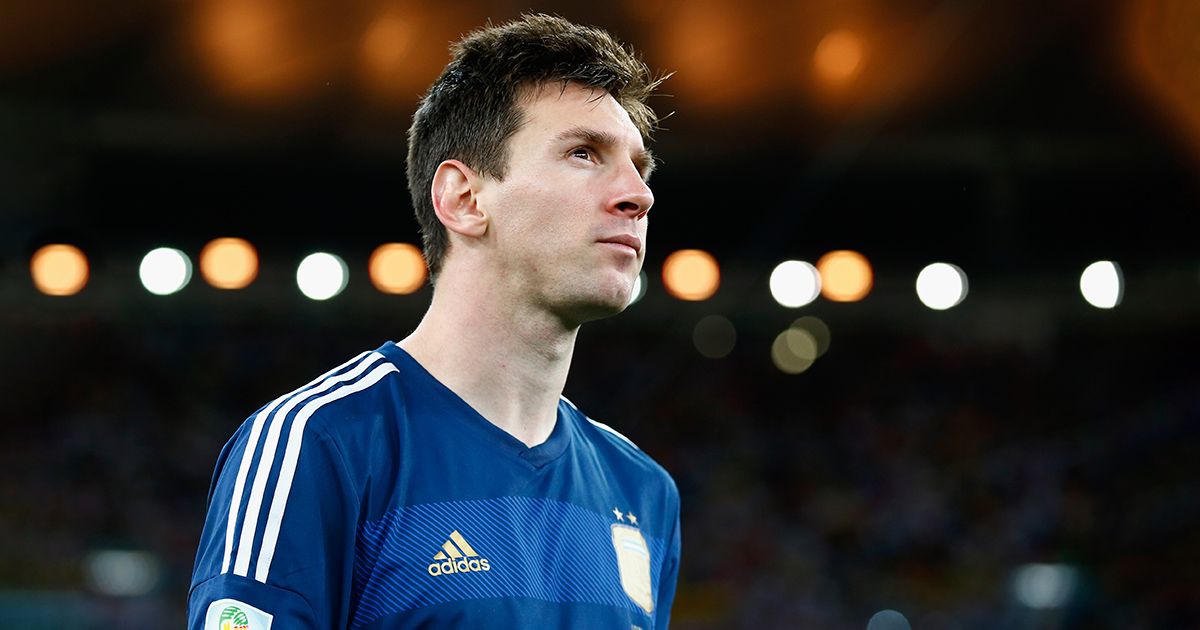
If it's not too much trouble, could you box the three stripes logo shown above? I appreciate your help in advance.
[426,530,492,576]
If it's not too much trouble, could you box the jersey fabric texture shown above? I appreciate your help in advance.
[188,341,681,629]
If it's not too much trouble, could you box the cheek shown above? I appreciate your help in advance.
[504,194,579,256]
[490,171,600,251]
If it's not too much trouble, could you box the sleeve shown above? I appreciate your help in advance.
[187,411,359,630]
[654,483,682,630]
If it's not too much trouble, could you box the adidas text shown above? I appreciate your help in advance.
[427,557,491,576]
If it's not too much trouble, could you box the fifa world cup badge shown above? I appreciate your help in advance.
[204,598,273,630]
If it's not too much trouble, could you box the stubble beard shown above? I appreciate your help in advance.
[546,266,636,329]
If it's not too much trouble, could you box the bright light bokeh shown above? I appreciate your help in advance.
[662,249,720,301]
[200,238,257,289]
[193,0,327,103]
[792,316,831,358]
[369,243,426,294]
[769,260,821,308]
[1126,0,1200,167]
[1013,563,1077,609]
[31,244,89,296]
[139,247,193,296]
[628,270,648,306]
[358,11,416,101]
[655,0,766,110]
[867,611,911,630]
[916,262,968,310]
[361,14,413,74]
[1080,260,1123,308]
[814,29,865,84]
[772,328,818,374]
[356,5,477,106]
[817,250,873,302]
[693,314,736,358]
[84,550,160,597]
[297,252,348,301]
[196,0,289,98]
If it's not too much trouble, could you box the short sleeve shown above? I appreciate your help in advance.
[188,573,319,629]
[188,411,359,629]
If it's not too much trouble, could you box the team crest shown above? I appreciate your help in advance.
[611,524,654,614]
[205,598,273,630]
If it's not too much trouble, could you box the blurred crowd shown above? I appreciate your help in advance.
[1,313,1196,628]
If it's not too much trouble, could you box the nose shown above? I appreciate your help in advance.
[610,164,654,220]
[609,176,657,220]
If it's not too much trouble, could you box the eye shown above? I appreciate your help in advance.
[569,146,596,162]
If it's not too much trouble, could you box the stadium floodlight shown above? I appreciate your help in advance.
[139,247,193,296]
[772,327,818,374]
[915,262,967,310]
[1012,563,1077,609]
[200,237,257,289]
[693,314,736,358]
[1079,260,1123,309]
[791,316,831,358]
[770,260,821,308]
[369,243,426,294]
[297,252,349,301]
[30,244,89,296]
[816,250,873,302]
[662,249,720,301]
[85,550,160,597]
[814,29,865,85]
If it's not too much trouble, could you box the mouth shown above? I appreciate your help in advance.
[597,234,642,255]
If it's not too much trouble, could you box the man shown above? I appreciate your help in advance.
[188,13,680,630]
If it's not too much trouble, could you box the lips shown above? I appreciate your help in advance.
[598,234,642,255]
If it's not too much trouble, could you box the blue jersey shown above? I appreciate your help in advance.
[188,341,681,629]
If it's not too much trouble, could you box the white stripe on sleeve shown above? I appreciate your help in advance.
[254,361,399,582]
[231,352,384,577]
[221,351,371,574]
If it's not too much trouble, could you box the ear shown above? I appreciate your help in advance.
[431,159,488,238]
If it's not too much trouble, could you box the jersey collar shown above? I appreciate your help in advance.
[381,342,571,469]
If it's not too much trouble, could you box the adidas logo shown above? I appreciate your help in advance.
[426,530,492,577]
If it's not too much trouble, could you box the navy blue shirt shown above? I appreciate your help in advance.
[189,341,681,629]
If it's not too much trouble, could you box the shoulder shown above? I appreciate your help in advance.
[235,347,404,455]
[294,350,400,431]
[561,396,678,497]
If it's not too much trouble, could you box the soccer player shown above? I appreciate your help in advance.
[187,13,680,630]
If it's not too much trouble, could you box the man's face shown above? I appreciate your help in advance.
[476,82,655,325]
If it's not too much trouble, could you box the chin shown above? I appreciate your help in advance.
[594,279,636,314]
[554,286,632,326]
[568,298,628,326]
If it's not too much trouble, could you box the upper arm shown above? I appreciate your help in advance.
[189,415,359,629]
[189,574,320,630]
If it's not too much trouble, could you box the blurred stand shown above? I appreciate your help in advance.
[2,0,1199,628]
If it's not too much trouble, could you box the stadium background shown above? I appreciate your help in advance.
[2,0,1198,627]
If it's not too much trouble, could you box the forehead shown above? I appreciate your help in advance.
[515,82,645,150]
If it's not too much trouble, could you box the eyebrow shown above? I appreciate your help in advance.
[553,126,657,180]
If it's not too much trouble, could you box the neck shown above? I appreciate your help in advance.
[399,268,579,448]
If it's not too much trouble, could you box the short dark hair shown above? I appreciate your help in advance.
[406,13,666,278]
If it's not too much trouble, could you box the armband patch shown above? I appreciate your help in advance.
[205,598,273,630]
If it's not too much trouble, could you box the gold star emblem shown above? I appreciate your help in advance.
[628,513,638,526]
[613,507,624,521]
